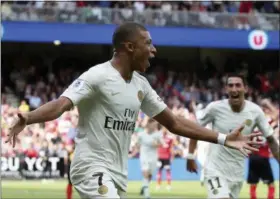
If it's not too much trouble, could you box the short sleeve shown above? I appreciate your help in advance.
[197,102,215,127]
[60,69,99,106]
[256,107,274,138]
[140,81,167,118]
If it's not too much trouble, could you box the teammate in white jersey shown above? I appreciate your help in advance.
[187,73,279,199]
[7,23,261,199]
[130,119,163,199]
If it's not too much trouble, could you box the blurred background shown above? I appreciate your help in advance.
[1,1,279,198]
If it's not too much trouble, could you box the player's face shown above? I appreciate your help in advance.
[132,30,156,72]
[226,77,247,107]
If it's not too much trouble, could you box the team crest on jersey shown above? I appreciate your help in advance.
[98,185,108,195]
[245,119,252,126]
[138,90,144,102]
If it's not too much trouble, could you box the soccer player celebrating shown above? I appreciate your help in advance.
[247,99,279,199]
[130,119,163,199]
[187,74,279,199]
[7,23,261,199]
[156,126,174,191]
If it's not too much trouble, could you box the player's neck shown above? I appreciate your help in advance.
[229,99,245,112]
[111,53,133,82]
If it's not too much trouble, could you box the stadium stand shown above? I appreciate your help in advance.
[2,52,279,160]
[1,1,279,30]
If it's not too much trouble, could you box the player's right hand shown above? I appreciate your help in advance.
[225,124,262,156]
[5,113,28,148]
[186,159,198,173]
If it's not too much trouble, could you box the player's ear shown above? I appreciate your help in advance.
[123,42,134,53]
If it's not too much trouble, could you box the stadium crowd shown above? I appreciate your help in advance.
[3,1,280,14]
[2,55,279,160]
[1,1,279,29]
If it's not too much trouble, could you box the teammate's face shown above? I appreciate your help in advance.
[131,30,156,72]
[226,77,247,107]
[147,121,157,133]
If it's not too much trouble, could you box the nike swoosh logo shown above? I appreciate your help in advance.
[111,92,120,96]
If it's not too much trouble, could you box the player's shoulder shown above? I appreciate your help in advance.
[244,100,262,112]
[87,61,111,75]
[133,72,150,86]
[80,61,113,82]
[206,99,225,110]
[133,72,154,96]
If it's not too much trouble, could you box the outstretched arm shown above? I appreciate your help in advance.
[24,97,73,125]
[6,97,73,147]
[153,107,262,156]
[154,108,220,144]
[7,69,97,147]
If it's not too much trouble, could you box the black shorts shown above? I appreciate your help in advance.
[158,159,171,170]
[247,154,274,184]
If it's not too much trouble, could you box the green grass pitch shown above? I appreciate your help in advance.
[2,180,279,198]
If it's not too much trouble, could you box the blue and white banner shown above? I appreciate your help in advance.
[1,156,279,181]
[1,21,279,50]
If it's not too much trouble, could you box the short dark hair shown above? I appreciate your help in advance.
[226,73,247,85]
[112,22,147,49]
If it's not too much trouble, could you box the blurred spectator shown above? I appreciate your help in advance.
[2,1,278,30]
[1,2,14,20]
[134,1,145,13]
[19,100,30,112]
[238,1,253,29]
[27,91,42,110]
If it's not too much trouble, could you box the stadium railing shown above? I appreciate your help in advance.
[2,4,279,30]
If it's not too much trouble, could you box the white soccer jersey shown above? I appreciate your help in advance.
[61,61,167,191]
[197,99,274,182]
[138,131,162,162]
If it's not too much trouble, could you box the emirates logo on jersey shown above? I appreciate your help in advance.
[138,90,144,102]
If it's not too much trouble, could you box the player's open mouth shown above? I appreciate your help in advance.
[231,94,239,99]
[147,57,153,67]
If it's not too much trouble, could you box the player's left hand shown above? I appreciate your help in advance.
[225,124,262,156]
